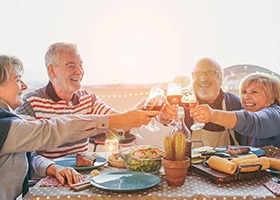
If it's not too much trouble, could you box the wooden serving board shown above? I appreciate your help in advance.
[190,163,269,183]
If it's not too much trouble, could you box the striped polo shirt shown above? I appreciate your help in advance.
[16,82,117,159]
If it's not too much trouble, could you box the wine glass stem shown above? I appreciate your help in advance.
[149,118,156,128]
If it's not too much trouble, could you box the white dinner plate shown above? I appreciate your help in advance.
[90,171,160,191]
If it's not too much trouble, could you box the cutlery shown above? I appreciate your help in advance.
[130,130,144,140]
[201,151,231,158]
[272,177,280,184]
[70,181,92,191]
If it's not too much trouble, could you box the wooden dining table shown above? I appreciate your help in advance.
[22,151,279,200]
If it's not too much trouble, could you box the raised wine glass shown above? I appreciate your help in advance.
[181,89,205,130]
[166,82,182,125]
[167,82,182,105]
[143,87,165,132]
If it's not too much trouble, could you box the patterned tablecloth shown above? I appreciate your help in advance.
[23,152,278,200]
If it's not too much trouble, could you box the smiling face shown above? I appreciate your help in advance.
[0,67,27,109]
[48,51,84,102]
[241,82,273,112]
[192,58,223,103]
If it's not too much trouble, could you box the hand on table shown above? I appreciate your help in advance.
[46,164,83,185]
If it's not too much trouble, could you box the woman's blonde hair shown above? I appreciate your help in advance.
[239,72,280,105]
[0,55,23,86]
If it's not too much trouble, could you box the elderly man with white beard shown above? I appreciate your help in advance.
[184,57,247,147]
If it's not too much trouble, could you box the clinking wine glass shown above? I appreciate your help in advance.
[166,82,182,125]
[167,82,182,105]
[143,87,165,132]
[181,89,205,130]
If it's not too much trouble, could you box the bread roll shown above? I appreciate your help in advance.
[108,153,126,168]
[90,169,100,177]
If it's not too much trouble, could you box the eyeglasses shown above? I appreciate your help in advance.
[192,70,219,78]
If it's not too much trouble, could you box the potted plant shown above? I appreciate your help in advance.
[162,132,190,186]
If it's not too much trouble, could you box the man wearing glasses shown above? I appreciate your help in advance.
[185,57,247,147]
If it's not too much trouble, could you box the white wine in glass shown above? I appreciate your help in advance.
[181,90,205,131]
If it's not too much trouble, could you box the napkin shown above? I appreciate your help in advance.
[40,174,88,187]
[263,181,280,196]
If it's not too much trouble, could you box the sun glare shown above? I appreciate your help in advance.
[1,0,280,86]
[84,4,182,85]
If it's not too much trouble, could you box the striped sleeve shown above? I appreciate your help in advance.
[91,96,118,114]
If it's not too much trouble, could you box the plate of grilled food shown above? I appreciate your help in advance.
[53,152,107,171]
[191,146,266,164]
[214,146,266,157]
[191,154,271,183]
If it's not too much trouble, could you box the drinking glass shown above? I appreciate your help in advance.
[143,87,165,132]
[166,82,182,125]
[167,82,182,105]
[181,89,205,130]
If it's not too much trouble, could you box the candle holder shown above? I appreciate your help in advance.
[105,139,119,153]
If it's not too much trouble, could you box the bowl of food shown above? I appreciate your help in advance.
[119,145,165,174]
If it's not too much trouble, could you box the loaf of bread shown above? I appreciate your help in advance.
[208,156,237,175]
[233,157,270,172]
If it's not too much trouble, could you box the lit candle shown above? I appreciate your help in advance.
[105,139,119,153]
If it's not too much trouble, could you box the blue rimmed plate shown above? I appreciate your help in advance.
[214,146,266,157]
[53,155,107,171]
[90,171,160,191]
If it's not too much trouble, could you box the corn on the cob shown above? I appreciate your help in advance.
[231,154,258,165]
[208,156,237,175]
[234,157,270,172]
[263,157,280,170]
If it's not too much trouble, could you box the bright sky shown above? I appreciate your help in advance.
[1,0,280,86]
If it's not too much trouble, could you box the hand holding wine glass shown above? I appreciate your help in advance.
[143,87,165,132]
[181,89,205,130]
[166,82,182,125]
